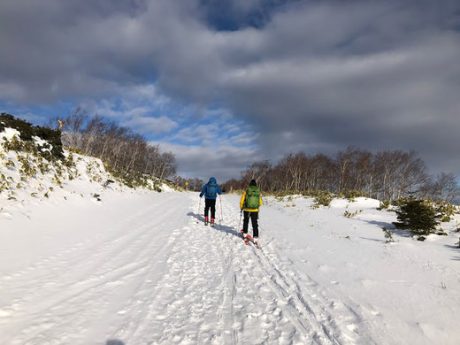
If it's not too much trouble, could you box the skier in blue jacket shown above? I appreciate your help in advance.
[199,177,222,225]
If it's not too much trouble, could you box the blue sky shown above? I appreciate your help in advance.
[1,0,460,182]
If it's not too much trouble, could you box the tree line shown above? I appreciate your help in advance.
[223,147,458,203]
[60,109,176,181]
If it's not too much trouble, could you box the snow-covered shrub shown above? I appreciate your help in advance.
[86,161,105,183]
[344,209,362,218]
[393,199,440,236]
[377,200,391,210]
[52,173,63,188]
[17,154,37,178]
[2,135,24,152]
[435,201,456,222]
[37,156,51,175]
[63,152,77,169]
[339,190,365,202]
[5,159,15,169]
[105,163,162,191]
[392,197,411,207]
[0,173,10,192]
[382,227,395,243]
[0,113,63,160]
[312,191,334,208]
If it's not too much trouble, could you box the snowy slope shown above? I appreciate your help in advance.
[262,196,460,345]
[0,126,168,215]
[0,127,126,205]
[1,190,460,345]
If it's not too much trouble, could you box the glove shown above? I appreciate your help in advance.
[199,193,203,198]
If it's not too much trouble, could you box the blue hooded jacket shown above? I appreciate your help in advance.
[200,177,222,200]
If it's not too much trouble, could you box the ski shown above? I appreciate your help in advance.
[240,230,246,243]
[242,233,260,248]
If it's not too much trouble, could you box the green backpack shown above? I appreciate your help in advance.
[245,185,260,209]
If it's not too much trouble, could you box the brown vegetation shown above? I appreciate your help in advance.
[60,109,176,182]
[223,147,458,202]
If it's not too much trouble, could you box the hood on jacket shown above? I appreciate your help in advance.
[208,177,217,184]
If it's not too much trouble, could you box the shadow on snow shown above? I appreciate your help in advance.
[106,340,125,345]
[361,220,413,238]
[187,212,242,240]
[443,243,460,261]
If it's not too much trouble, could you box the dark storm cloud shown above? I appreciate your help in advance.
[1,0,460,177]
[198,0,302,30]
[216,1,460,174]
[0,0,164,102]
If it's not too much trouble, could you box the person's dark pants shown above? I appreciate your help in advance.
[204,199,216,219]
[243,211,259,237]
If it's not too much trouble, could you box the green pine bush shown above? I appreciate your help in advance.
[393,198,440,236]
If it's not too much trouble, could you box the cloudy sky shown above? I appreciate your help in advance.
[1,0,459,182]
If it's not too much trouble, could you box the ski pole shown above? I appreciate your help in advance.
[198,196,202,216]
[238,210,242,232]
[219,195,224,223]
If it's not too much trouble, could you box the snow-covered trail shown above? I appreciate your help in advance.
[0,192,190,345]
[0,191,374,345]
[121,195,367,345]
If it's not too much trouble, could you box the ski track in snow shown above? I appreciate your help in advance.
[0,193,377,345]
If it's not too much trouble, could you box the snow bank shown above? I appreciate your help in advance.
[0,127,170,215]
[330,197,380,209]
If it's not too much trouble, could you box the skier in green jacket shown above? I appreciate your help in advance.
[239,179,263,244]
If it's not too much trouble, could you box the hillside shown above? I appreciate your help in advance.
[0,118,167,213]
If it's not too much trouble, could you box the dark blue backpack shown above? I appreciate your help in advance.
[207,184,217,198]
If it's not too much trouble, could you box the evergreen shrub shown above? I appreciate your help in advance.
[0,113,63,159]
[393,198,440,236]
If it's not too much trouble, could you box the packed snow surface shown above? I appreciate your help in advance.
[1,191,460,345]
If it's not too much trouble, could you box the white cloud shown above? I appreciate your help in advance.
[153,141,258,182]
[123,115,178,134]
